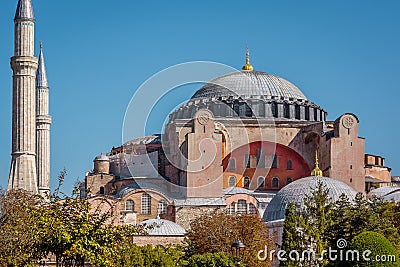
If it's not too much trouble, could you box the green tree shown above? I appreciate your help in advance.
[298,180,334,267]
[329,193,400,254]
[347,231,399,267]
[280,202,302,267]
[0,189,44,267]
[113,242,187,267]
[34,171,140,267]
[187,252,239,267]
[188,211,272,267]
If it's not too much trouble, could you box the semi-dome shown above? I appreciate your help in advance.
[192,71,307,100]
[263,176,358,222]
[139,218,186,236]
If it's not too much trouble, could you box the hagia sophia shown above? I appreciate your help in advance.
[7,0,400,246]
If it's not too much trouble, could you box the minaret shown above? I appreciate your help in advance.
[8,0,38,193]
[36,43,52,195]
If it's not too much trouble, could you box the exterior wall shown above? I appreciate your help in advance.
[88,196,119,225]
[364,154,391,182]
[86,173,114,195]
[175,206,223,230]
[166,116,322,193]
[119,189,174,224]
[321,114,365,192]
[94,160,110,174]
[365,166,391,182]
[267,219,284,246]
[184,109,223,197]
[223,141,310,191]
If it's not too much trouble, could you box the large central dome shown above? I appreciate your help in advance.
[192,70,307,100]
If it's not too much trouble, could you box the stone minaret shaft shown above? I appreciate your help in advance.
[8,0,38,193]
[36,43,51,195]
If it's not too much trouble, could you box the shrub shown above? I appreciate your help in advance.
[187,252,239,267]
[347,231,399,267]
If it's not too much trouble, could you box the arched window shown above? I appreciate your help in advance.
[286,178,293,185]
[305,106,310,120]
[295,105,300,119]
[237,200,247,214]
[228,203,235,215]
[287,159,293,170]
[141,193,151,214]
[257,148,265,168]
[258,177,265,188]
[228,176,237,187]
[272,154,278,168]
[243,177,250,188]
[244,103,253,117]
[248,203,258,215]
[233,101,240,116]
[158,200,167,215]
[244,154,250,168]
[99,187,104,195]
[271,102,278,118]
[125,199,134,211]
[272,177,279,188]
[228,158,236,170]
[283,103,290,118]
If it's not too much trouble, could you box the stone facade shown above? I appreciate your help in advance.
[320,114,365,192]
[365,154,392,182]
[174,205,223,230]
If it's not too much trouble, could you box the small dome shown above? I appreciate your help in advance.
[263,176,358,222]
[139,218,186,236]
[222,186,254,196]
[94,154,109,161]
[192,71,307,100]
[383,192,400,203]
[368,186,400,199]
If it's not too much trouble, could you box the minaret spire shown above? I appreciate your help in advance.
[242,45,254,71]
[9,0,38,193]
[15,0,34,21]
[311,149,323,176]
[36,42,52,196]
[37,42,48,88]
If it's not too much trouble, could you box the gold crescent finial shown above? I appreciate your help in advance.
[311,149,323,176]
[242,45,253,71]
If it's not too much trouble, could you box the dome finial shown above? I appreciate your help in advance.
[311,149,323,176]
[242,45,253,71]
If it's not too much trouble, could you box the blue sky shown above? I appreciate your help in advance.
[0,0,399,193]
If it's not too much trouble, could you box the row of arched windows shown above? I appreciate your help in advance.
[227,157,293,170]
[125,193,167,215]
[228,176,293,188]
[227,200,258,215]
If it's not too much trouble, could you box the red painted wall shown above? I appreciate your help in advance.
[223,141,311,191]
